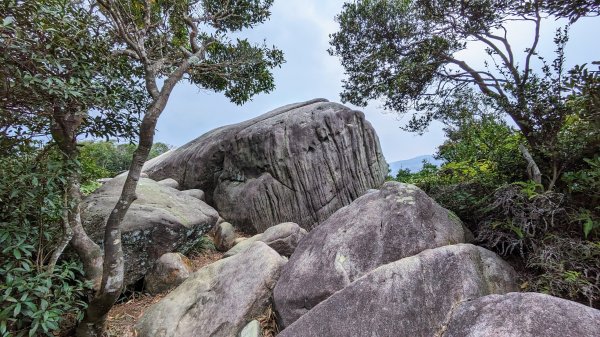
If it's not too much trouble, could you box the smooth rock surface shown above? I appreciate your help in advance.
[260,222,307,257]
[181,189,205,201]
[136,242,286,337]
[157,178,179,190]
[443,292,600,337]
[213,222,236,252]
[223,234,262,258]
[223,222,308,258]
[273,181,471,327]
[143,99,387,232]
[81,176,219,285]
[239,320,261,337]
[277,244,517,337]
[144,252,192,295]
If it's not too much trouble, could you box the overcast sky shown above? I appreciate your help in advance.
[154,1,600,163]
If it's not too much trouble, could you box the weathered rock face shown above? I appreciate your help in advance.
[277,244,517,337]
[273,181,471,327]
[443,292,600,337]
[81,176,219,285]
[143,99,387,232]
[144,252,192,295]
[135,242,286,337]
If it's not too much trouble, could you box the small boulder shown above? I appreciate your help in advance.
[277,244,517,337]
[213,222,236,252]
[181,189,205,201]
[261,222,307,257]
[239,320,261,337]
[443,292,600,337]
[144,252,192,295]
[157,178,179,190]
[136,242,286,337]
[273,181,471,327]
[223,222,308,258]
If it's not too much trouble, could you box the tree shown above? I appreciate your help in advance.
[329,0,598,190]
[1,1,149,334]
[76,1,284,335]
[1,0,146,279]
[543,0,600,22]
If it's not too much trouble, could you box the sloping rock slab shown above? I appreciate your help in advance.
[81,176,219,285]
[443,292,600,337]
[136,242,286,337]
[143,99,388,232]
[277,244,517,337]
[273,181,471,327]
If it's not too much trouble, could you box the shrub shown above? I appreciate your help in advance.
[0,147,89,336]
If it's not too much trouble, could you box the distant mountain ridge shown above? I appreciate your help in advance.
[387,155,443,175]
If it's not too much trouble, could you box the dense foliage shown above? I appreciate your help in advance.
[79,141,172,194]
[391,112,599,308]
[330,0,599,191]
[0,146,89,337]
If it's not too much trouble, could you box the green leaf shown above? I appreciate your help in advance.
[12,248,21,259]
[13,303,21,316]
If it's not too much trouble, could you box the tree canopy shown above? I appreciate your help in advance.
[0,0,147,154]
[329,0,599,189]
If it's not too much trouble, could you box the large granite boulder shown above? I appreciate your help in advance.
[135,242,286,337]
[81,176,219,285]
[443,292,600,337]
[143,99,387,232]
[277,244,517,337]
[273,181,471,327]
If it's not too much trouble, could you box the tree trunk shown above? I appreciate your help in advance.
[518,144,543,189]
[76,114,158,337]
[51,111,104,286]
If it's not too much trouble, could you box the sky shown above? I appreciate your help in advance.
[153,1,600,163]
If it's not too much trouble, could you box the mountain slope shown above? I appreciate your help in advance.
[387,155,443,175]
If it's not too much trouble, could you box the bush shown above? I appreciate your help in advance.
[0,147,89,336]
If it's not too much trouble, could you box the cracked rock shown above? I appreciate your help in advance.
[143,99,387,232]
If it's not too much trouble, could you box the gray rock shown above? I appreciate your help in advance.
[157,178,179,190]
[144,252,192,295]
[260,222,307,257]
[239,320,261,337]
[443,292,600,337]
[213,222,236,252]
[273,181,471,327]
[81,176,219,286]
[143,99,388,232]
[277,244,517,337]
[135,242,286,337]
[223,234,262,258]
[181,189,205,201]
[96,178,112,184]
[223,222,307,258]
